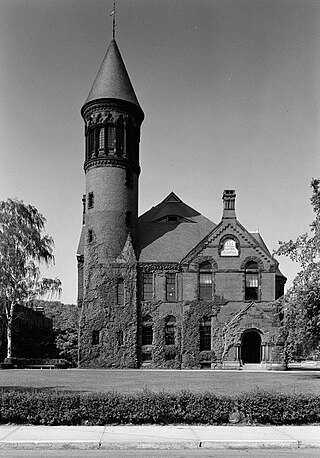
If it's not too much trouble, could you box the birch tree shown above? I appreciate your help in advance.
[0,198,61,358]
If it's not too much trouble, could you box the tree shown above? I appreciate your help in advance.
[0,198,61,359]
[276,179,320,360]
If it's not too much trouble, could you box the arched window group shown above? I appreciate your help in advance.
[85,115,139,162]
[141,314,177,348]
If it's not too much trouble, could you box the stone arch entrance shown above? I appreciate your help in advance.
[241,329,261,364]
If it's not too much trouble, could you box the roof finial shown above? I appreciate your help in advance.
[110,0,117,40]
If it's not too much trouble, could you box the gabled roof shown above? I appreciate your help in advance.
[181,216,280,272]
[138,192,216,262]
[84,39,141,108]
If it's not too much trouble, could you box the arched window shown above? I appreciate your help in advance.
[98,126,105,151]
[165,315,176,345]
[245,261,259,300]
[88,128,95,158]
[199,262,212,301]
[142,315,153,345]
[107,124,115,153]
[200,316,211,351]
[117,279,124,305]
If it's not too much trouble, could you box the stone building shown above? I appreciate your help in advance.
[77,38,286,370]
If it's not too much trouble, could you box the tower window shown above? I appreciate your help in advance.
[98,127,105,151]
[88,192,94,209]
[199,262,212,301]
[116,121,124,155]
[245,261,259,301]
[88,229,93,243]
[165,315,176,345]
[200,316,211,351]
[88,129,95,158]
[125,169,133,188]
[166,274,176,302]
[92,330,100,345]
[125,211,132,227]
[117,279,124,305]
[142,273,153,301]
[107,125,115,152]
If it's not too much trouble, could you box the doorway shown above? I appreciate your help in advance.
[241,330,261,364]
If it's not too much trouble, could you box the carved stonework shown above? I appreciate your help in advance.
[139,262,180,273]
[85,157,140,175]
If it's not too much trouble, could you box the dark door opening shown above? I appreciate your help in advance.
[241,330,261,364]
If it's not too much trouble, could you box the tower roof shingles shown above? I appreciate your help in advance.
[84,39,141,108]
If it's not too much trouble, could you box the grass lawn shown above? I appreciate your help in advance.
[0,369,319,395]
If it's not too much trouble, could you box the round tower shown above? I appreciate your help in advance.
[81,39,144,262]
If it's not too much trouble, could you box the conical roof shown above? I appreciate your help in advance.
[84,39,141,108]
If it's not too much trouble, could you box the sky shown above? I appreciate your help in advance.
[0,0,319,304]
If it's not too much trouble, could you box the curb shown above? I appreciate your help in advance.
[0,439,314,450]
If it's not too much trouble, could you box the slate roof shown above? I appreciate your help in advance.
[138,192,217,262]
[250,232,271,255]
[84,40,141,108]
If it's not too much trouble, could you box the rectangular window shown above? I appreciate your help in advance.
[166,274,176,302]
[199,273,212,301]
[117,280,124,305]
[116,330,124,346]
[142,326,153,345]
[200,326,211,351]
[245,273,259,300]
[88,229,93,243]
[92,330,99,345]
[143,273,153,301]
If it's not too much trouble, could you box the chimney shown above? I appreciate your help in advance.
[222,190,236,219]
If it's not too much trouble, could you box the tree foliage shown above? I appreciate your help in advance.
[276,179,320,360]
[0,198,61,358]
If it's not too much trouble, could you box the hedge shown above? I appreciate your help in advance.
[0,389,319,426]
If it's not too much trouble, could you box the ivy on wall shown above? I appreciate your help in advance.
[79,258,138,369]
[182,297,228,369]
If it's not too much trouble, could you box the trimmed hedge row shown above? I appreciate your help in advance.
[0,389,319,426]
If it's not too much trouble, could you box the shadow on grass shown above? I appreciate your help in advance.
[0,386,78,393]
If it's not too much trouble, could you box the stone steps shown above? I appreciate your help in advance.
[241,363,263,371]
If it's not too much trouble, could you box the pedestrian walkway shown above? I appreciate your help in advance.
[0,425,319,450]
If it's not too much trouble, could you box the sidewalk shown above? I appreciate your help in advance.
[0,425,319,450]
